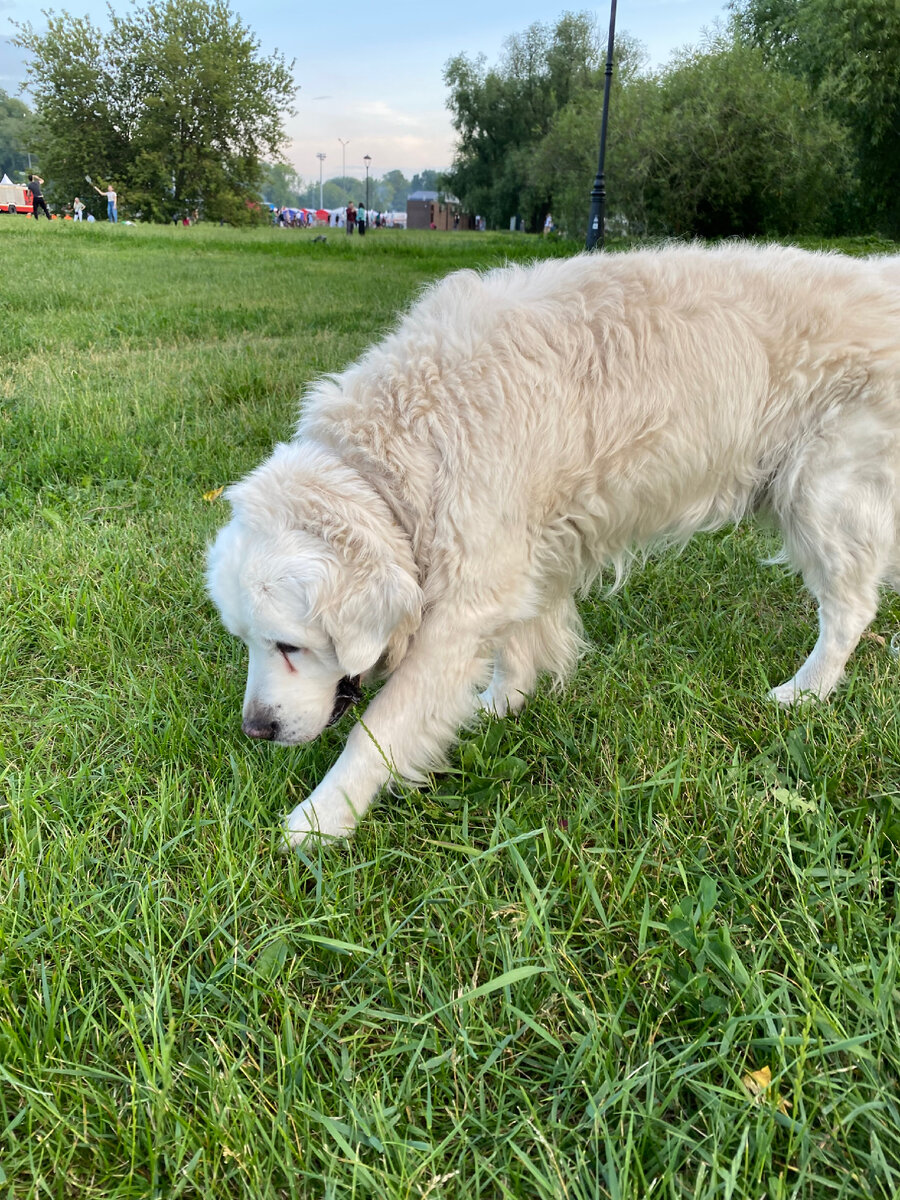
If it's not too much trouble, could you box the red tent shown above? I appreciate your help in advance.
[315,209,329,221]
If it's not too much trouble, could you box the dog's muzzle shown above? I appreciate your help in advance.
[327,676,362,726]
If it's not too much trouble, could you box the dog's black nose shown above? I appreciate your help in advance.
[327,676,362,726]
[243,712,280,740]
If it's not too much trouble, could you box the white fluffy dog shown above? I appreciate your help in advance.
[207,244,900,844]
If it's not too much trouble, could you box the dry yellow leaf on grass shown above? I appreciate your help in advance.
[202,486,225,502]
[860,630,886,646]
[742,1065,772,1097]
[741,1065,791,1114]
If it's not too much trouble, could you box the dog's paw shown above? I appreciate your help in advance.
[282,796,358,850]
[477,684,527,718]
[477,687,509,718]
[767,678,822,707]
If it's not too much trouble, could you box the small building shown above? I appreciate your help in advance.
[406,190,475,231]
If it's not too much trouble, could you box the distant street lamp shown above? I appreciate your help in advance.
[363,154,371,212]
[316,152,326,210]
[338,139,350,193]
[586,0,617,251]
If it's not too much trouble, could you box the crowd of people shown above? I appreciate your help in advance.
[16,175,450,231]
[273,207,314,228]
[272,204,403,232]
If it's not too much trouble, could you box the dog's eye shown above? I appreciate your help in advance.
[275,642,302,655]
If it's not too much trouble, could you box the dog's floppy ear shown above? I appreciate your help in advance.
[238,440,424,674]
[323,559,423,677]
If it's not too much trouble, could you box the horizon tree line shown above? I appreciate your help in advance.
[8,0,900,236]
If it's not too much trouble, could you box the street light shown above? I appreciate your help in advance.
[363,154,371,213]
[338,139,349,193]
[586,0,617,251]
[316,152,326,210]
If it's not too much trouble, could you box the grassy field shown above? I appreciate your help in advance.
[1,218,899,1199]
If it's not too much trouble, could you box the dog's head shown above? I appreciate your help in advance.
[206,442,422,745]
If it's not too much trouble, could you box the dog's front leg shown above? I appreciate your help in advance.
[284,620,489,845]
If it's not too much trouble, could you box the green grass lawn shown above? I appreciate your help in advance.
[1,218,899,1199]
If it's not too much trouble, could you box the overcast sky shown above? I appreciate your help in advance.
[2,1,730,182]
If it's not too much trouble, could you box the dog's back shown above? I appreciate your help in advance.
[303,244,900,575]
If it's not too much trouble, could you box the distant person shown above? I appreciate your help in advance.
[28,174,51,221]
[346,202,356,235]
[543,212,554,236]
[73,195,85,221]
[357,203,367,236]
[92,181,118,222]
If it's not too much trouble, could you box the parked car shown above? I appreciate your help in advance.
[0,182,34,215]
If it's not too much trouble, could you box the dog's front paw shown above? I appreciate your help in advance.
[477,683,527,718]
[282,793,359,849]
[280,735,386,851]
[767,677,822,707]
[477,686,510,718]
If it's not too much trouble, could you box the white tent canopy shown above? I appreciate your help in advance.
[0,174,14,186]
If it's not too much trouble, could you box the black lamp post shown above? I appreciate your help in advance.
[586,0,618,251]
[363,154,371,212]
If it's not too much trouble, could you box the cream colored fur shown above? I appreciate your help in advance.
[207,244,900,845]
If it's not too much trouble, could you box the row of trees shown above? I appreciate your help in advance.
[12,0,295,223]
[10,0,443,227]
[443,3,900,239]
[13,0,898,236]
[260,165,442,213]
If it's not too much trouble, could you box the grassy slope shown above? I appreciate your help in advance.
[1,220,899,1199]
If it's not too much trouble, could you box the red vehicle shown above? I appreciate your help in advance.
[0,182,34,215]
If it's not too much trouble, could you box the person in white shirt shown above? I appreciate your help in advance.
[92,181,118,223]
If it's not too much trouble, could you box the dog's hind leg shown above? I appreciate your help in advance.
[479,597,584,717]
[768,462,894,706]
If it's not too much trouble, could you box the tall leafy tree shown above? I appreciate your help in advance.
[13,0,296,222]
[642,37,850,237]
[261,162,303,208]
[444,12,600,230]
[378,169,410,211]
[446,11,855,240]
[531,36,849,239]
[409,169,442,194]
[526,34,660,238]
[0,89,39,179]
[731,0,900,233]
